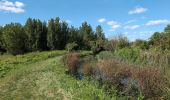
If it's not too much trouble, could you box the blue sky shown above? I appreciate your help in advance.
[0,0,170,41]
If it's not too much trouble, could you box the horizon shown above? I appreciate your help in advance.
[0,0,170,41]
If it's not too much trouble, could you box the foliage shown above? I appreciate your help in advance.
[65,42,78,52]
[132,39,149,50]
[3,23,28,55]
[95,25,105,40]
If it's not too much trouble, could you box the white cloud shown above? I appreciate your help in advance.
[145,19,170,26]
[124,25,140,30]
[107,21,121,31]
[107,21,117,26]
[125,19,136,24]
[98,18,106,23]
[15,1,24,7]
[128,7,147,15]
[0,0,25,13]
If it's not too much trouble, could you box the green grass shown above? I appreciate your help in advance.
[0,51,111,100]
[0,50,66,78]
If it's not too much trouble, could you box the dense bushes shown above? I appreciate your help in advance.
[62,52,169,99]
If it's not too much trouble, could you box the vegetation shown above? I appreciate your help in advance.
[0,17,170,99]
[62,52,169,99]
[0,51,110,99]
[0,17,104,55]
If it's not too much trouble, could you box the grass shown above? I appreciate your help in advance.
[0,50,66,78]
[0,51,110,100]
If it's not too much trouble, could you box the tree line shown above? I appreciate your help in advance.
[0,17,169,55]
[0,17,105,55]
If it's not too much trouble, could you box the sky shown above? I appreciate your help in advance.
[0,0,170,41]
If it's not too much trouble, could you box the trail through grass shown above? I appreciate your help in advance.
[0,52,109,100]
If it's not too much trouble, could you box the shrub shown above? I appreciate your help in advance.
[134,67,167,99]
[83,63,94,76]
[62,52,81,75]
[94,59,167,99]
[65,42,78,52]
[104,40,118,51]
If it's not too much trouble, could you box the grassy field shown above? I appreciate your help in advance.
[0,51,111,100]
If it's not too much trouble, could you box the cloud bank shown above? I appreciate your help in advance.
[0,0,25,13]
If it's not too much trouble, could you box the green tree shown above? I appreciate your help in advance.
[35,20,48,51]
[24,18,36,51]
[3,23,28,55]
[58,21,69,49]
[95,25,105,40]
[47,18,56,50]
[47,17,61,50]
[68,26,79,43]
[25,18,48,51]
[0,26,5,52]
[164,24,170,33]
[79,21,95,49]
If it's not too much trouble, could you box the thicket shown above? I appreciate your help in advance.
[62,52,169,99]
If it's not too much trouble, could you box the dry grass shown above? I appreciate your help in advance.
[94,59,168,99]
[62,52,81,75]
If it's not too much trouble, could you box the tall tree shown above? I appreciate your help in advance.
[3,23,28,55]
[0,26,5,52]
[24,18,36,51]
[35,20,48,51]
[95,25,105,40]
[79,21,94,49]
[68,26,79,43]
[59,21,69,49]
[47,18,57,50]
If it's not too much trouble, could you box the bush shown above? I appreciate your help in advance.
[114,48,140,63]
[94,59,167,99]
[65,42,78,52]
[62,52,81,75]
[134,67,167,99]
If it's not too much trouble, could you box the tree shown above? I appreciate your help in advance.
[0,26,3,46]
[25,18,48,51]
[24,18,36,51]
[164,24,170,33]
[79,21,95,49]
[0,26,6,52]
[3,23,28,55]
[58,21,69,49]
[68,26,79,43]
[35,20,48,51]
[133,39,149,50]
[47,17,61,50]
[95,25,105,40]
[47,18,55,50]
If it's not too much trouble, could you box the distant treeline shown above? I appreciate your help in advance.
[0,17,105,55]
[0,17,170,55]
